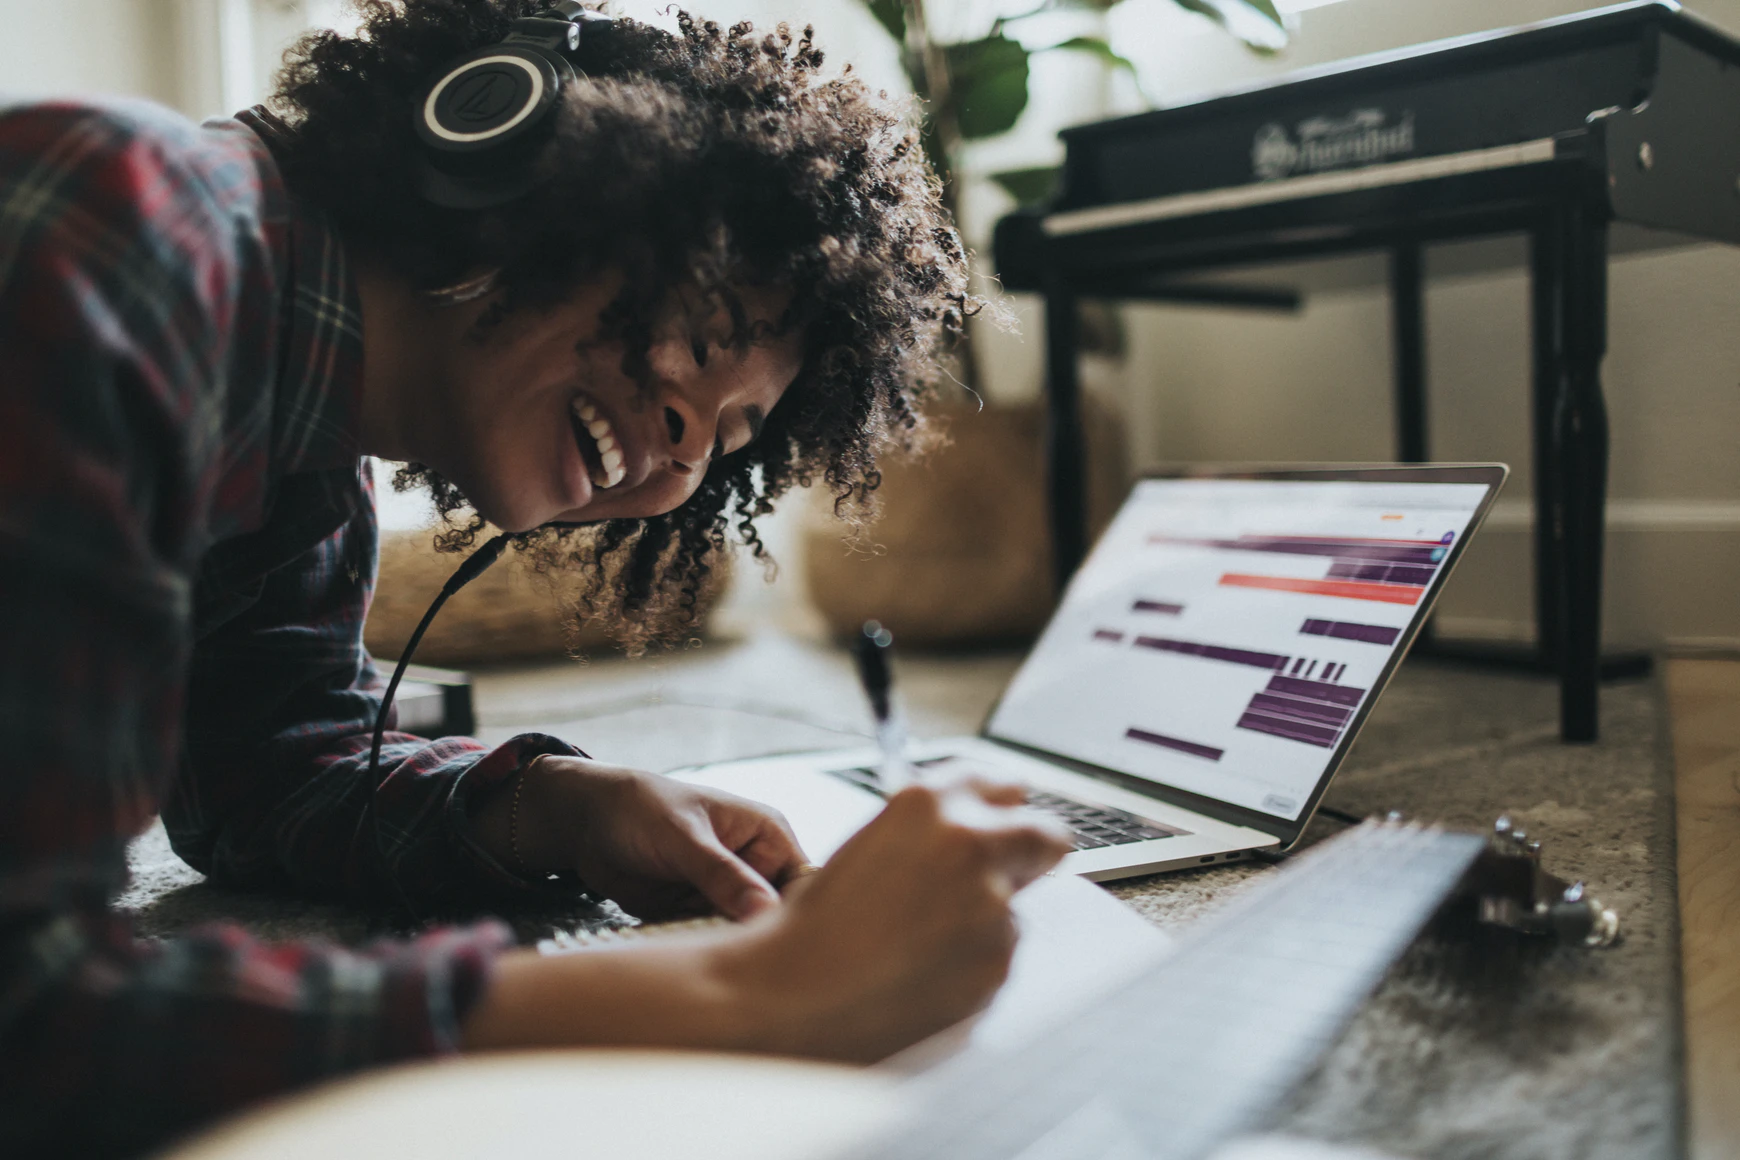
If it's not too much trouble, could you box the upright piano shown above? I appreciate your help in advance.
[994,0,1740,741]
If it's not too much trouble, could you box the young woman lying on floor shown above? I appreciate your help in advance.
[0,3,1069,1154]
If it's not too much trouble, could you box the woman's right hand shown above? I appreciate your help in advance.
[712,778,1074,1062]
[462,778,1072,1063]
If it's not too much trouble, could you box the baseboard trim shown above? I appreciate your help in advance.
[1432,615,1536,643]
[1432,618,1740,655]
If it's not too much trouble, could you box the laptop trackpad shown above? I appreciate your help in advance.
[675,762,885,863]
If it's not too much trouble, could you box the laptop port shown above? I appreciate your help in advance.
[1199,856,1215,863]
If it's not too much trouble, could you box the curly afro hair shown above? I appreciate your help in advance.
[266,1,969,644]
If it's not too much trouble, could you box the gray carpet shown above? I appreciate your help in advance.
[121,641,1680,1159]
[1112,664,1680,1160]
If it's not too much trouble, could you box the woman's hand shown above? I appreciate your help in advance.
[713,777,1074,1061]
[471,756,808,920]
[462,777,1073,1063]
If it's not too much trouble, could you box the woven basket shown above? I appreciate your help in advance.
[802,398,1129,648]
[364,528,730,666]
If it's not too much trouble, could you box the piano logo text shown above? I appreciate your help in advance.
[1252,108,1417,181]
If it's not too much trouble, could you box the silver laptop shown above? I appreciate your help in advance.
[677,463,1508,880]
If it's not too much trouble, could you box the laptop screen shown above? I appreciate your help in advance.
[985,474,1498,824]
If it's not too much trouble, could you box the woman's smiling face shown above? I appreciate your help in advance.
[418,283,803,533]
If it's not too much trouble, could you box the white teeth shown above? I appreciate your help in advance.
[570,394,627,489]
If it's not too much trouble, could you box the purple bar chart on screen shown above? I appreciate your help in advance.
[1150,532,1453,608]
[1124,728,1225,762]
[1301,619,1402,646]
[1236,674,1367,749]
[1132,599,1186,615]
[1148,532,1453,567]
[1132,636,1289,671]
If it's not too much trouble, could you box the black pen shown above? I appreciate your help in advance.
[852,620,914,792]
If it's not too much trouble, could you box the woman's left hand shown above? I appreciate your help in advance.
[472,756,810,920]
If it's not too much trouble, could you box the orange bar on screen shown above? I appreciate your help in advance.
[1218,573,1425,606]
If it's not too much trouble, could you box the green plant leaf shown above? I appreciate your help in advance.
[1172,0,1288,51]
[945,34,1031,140]
[863,0,906,44]
[989,165,1061,205]
[1045,35,1140,77]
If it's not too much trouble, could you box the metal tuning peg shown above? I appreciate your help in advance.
[1491,815,1541,860]
[1549,881,1621,948]
[1476,816,1620,947]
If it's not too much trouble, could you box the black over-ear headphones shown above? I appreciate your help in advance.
[413,1,614,209]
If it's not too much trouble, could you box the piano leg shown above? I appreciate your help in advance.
[1044,279,1088,592]
[1389,241,1429,465]
[1529,228,1565,671]
[1534,204,1611,743]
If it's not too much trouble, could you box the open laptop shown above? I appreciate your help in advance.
[677,463,1508,879]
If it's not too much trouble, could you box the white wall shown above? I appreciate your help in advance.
[0,0,362,120]
[1111,0,1740,107]
[0,0,182,108]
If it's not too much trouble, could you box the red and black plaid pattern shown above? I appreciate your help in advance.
[0,101,581,1157]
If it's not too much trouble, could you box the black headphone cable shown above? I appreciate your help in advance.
[366,531,513,926]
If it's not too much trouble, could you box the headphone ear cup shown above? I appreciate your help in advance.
[416,44,571,154]
[414,44,576,209]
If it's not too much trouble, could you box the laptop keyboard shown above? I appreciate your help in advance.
[824,765,1182,850]
[1025,791,1182,849]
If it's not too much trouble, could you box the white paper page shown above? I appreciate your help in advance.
[884,873,1173,1070]
[978,873,1173,1047]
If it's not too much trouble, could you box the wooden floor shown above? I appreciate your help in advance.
[1665,658,1740,1160]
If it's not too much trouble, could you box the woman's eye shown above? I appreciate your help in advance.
[690,337,709,367]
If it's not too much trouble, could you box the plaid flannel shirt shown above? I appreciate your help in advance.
[0,100,584,1157]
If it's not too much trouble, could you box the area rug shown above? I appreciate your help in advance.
[1116,663,1681,1160]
